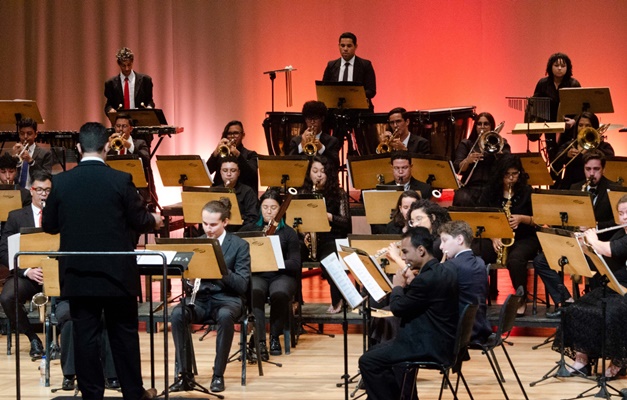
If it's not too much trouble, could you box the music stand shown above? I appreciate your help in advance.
[106,155,148,188]
[106,108,168,127]
[12,228,59,271]
[315,81,369,110]
[557,87,614,119]
[410,155,460,190]
[147,238,227,280]
[285,197,331,234]
[0,185,23,221]
[156,155,212,187]
[604,156,627,186]
[513,152,554,187]
[257,155,309,191]
[448,207,514,240]
[235,232,284,273]
[346,154,393,190]
[361,190,401,225]
[0,100,44,126]
[348,234,402,275]
[531,189,596,229]
[338,246,393,299]
[181,186,242,225]
[511,122,565,135]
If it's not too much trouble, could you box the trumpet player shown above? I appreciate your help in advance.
[287,101,340,167]
[216,156,259,229]
[0,170,52,360]
[0,152,32,208]
[12,118,53,189]
[378,107,430,154]
[206,120,259,191]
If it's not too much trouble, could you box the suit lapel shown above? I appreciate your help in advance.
[134,74,142,97]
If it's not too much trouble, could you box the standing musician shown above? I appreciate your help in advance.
[386,151,432,200]
[170,199,250,393]
[287,101,340,168]
[377,107,430,155]
[477,154,539,316]
[216,156,259,229]
[299,155,350,314]
[241,190,301,359]
[12,118,53,189]
[104,47,154,114]
[453,112,510,206]
[0,152,32,206]
[534,149,621,317]
[206,120,259,191]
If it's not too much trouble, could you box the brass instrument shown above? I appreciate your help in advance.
[110,135,125,152]
[496,183,515,267]
[188,278,202,306]
[462,121,505,187]
[31,291,48,323]
[581,175,593,192]
[16,140,29,159]
[550,124,608,176]
[304,183,322,260]
[376,128,400,154]
[303,126,318,156]
[217,139,235,157]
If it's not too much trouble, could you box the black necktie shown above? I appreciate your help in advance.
[342,62,350,81]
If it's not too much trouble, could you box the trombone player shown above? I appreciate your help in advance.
[287,100,340,168]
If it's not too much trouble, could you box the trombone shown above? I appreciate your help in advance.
[461,121,505,187]
[550,124,608,176]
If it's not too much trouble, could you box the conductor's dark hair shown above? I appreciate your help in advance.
[545,52,573,80]
[79,122,108,153]
[17,118,37,131]
[114,113,134,127]
[302,101,327,120]
[221,120,244,139]
[339,32,357,45]
[202,198,232,221]
[390,150,412,165]
[116,47,134,64]
[0,152,18,169]
[582,149,606,168]
[387,107,409,121]
[438,220,473,247]
[30,170,52,184]
[402,227,434,255]
[468,112,496,142]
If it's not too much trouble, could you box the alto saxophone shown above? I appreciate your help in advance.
[496,183,515,266]
[304,183,321,260]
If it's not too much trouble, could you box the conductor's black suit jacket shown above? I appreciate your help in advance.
[104,72,155,114]
[42,160,155,297]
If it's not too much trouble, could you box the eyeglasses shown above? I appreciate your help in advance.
[504,171,520,177]
[227,131,243,137]
[408,216,425,227]
[31,187,51,194]
[115,124,130,129]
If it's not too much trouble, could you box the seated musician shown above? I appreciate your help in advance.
[358,227,458,400]
[170,199,250,393]
[206,120,259,191]
[453,112,510,206]
[477,155,539,316]
[378,107,430,155]
[287,101,340,168]
[241,190,301,359]
[0,152,32,206]
[386,151,432,200]
[216,156,258,229]
[12,118,53,189]
[439,220,492,344]
[552,111,614,189]
[0,170,51,360]
[535,149,621,318]
[371,190,420,235]
[107,113,157,208]
[300,155,350,314]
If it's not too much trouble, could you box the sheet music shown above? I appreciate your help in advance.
[8,233,20,270]
[321,253,364,309]
[335,238,350,270]
[369,255,394,289]
[135,250,177,265]
[343,252,386,302]
[269,235,285,269]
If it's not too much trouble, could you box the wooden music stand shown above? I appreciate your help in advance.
[257,155,309,189]
[448,207,514,239]
[513,152,554,187]
[10,228,59,271]
[537,230,594,277]
[106,108,168,127]
[0,185,23,221]
[181,186,242,225]
[608,187,627,224]
[156,155,212,187]
[40,258,61,297]
[582,243,626,295]
[106,155,148,188]
[348,234,402,275]
[346,154,393,190]
[604,156,627,186]
[236,231,284,273]
[557,87,614,119]
[315,81,369,110]
[362,191,401,224]
[411,155,460,189]
[531,189,596,228]
[511,122,565,135]
[0,100,44,125]
[285,196,331,234]
[147,238,227,280]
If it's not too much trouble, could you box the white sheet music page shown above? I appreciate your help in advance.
[321,253,364,309]
[8,233,20,270]
[343,252,386,302]
[268,235,286,269]
[135,250,177,265]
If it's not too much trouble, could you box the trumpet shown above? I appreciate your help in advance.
[16,140,29,159]
[376,128,400,154]
[550,124,608,176]
[217,139,235,157]
[110,135,125,152]
[462,121,505,187]
[303,126,318,156]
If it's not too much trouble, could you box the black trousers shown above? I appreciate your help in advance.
[69,296,144,400]
[358,341,419,400]
[251,274,297,339]
[0,274,41,342]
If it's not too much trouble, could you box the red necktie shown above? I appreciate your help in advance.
[119,147,126,155]
[38,210,42,227]
[123,77,130,109]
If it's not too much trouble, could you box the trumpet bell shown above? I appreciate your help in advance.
[110,137,124,152]
[303,142,317,156]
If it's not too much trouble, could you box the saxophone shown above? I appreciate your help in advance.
[188,278,202,307]
[304,183,321,260]
[496,183,515,267]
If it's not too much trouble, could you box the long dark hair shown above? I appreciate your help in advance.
[390,191,421,228]
[483,154,528,204]
[468,112,495,142]
[302,155,341,198]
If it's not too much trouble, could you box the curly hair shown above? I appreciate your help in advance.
[545,52,573,81]
[408,199,451,235]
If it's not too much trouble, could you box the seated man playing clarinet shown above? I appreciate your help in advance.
[170,198,250,393]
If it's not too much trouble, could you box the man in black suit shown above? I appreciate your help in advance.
[440,220,492,344]
[322,32,376,110]
[0,170,51,359]
[358,227,458,400]
[287,101,340,167]
[12,118,53,189]
[379,107,430,155]
[170,199,250,393]
[104,47,155,114]
[217,156,259,229]
[42,122,162,400]
[386,151,432,200]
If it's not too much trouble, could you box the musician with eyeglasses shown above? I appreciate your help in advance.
[12,118,53,189]
[287,101,340,168]
[0,170,52,360]
[377,108,430,155]
[206,120,259,191]
[386,151,432,200]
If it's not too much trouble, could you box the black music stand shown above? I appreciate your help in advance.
[346,153,393,190]
[513,152,555,187]
[107,108,175,156]
[511,121,565,154]
[410,154,460,193]
[257,155,309,192]
[604,157,627,186]
[531,189,596,229]
[156,155,213,187]
[285,196,331,238]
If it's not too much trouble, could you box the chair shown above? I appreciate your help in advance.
[395,303,479,400]
[470,293,529,400]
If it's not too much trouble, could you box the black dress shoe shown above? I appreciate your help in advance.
[170,373,193,392]
[270,335,282,356]
[29,339,44,359]
[259,341,270,361]
[105,378,120,389]
[210,375,225,392]
[546,307,562,319]
[62,376,76,391]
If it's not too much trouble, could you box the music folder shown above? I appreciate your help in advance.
[320,252,365,310]
[0,184,23,222]
[8,228,60,271]
[236,231,285,272]
[338,245,393,303]
[146,238,227,280]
